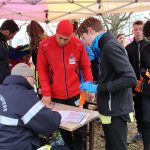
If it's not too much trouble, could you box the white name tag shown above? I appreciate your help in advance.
[69,54,76,64]
[69,58,76,64]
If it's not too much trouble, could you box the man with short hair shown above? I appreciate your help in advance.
[37,20,93,150]
[78,17,137,150]
[0,19,19,84]
[126,20,149,142]
[0,63,70,150]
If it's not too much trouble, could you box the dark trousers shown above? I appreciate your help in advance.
[51,145,70,150]
[102,116,128,150]
[142,124,150,150]
[142,96,150,150]
[52,95,84,150]
[133,93,142,133]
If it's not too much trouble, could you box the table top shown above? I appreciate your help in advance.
[53,103,99,131]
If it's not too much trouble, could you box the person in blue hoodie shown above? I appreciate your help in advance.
[0,63,69,150]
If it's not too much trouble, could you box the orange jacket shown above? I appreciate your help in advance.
[37,35,93,99]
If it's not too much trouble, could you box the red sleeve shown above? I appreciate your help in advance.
[37,41,51,96]
[79,44,93,82]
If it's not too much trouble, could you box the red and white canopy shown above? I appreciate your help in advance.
[0,0,150,23]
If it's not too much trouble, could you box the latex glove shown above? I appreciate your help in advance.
[80,81,98,93]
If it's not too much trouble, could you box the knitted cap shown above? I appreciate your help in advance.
[56,20,73,37]
[11,63,34,77]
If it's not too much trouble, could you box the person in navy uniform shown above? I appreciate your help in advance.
[0,63,69,150]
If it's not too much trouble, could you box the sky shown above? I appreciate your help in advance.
[0,11,149,47]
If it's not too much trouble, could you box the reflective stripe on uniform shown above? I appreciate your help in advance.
[21,101,44,125]
[0,115,18,126]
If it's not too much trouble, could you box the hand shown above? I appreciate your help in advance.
[46,102,55,110]
[41,96,52,107]
[87,92,96,102]
[80,81,98,93]
[38,88,42,95]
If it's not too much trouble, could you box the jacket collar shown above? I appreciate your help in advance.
[98,32,114,50]
[3,75,33,90]
[133,37,148,44]
[0,31,7,42]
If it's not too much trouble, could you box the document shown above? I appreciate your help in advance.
[58,110,89,124]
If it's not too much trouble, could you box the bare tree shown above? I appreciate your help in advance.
[144,13,150,20]
[99,13,133,36]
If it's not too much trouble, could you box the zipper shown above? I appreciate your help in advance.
[137,42,141,68]
[62,48,69,98]
[108,92,112,111]
[98,58,101,77]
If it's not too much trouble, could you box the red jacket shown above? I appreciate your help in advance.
[37,35,93,99]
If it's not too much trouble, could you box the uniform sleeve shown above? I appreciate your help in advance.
[20,91,61,136]
[104,44,137,93]
[37,42,51,96]
[8,45,30,60]
[79,44,93,82]
[25,106,61,136]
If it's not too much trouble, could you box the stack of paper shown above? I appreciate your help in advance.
[58,110,89,124]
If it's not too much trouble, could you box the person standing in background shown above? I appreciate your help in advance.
[117,33,127,47]
[27,20,47,66]
[0,19,19,84]
[27,20,48,97]
[37,20,93,150]
[126,20,149,143]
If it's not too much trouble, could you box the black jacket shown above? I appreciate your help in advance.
[0,75,61,150]
[141,43,150,69]
[126,38,149,80]
[97,32,137,116]
[0,32,10,84]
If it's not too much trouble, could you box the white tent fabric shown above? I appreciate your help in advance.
[0,0,150,22]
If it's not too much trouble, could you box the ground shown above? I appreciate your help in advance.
[93,120,143,150]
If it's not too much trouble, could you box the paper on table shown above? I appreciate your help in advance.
[58,110,89,124]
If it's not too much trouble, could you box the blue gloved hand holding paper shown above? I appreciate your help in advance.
[80,81,98,93]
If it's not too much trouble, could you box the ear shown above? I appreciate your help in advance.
[87,27,94,34]
[132,29,134,34]
[3,30,10,36]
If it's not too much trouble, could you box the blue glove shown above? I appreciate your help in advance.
[80,81,98,93]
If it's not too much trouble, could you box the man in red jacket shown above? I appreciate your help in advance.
[37,20,93,150]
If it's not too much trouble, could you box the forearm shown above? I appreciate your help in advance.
[106,76,137,93]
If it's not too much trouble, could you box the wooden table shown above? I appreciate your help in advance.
[52,103,99,150]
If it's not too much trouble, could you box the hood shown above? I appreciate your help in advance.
[3,75,33,90]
